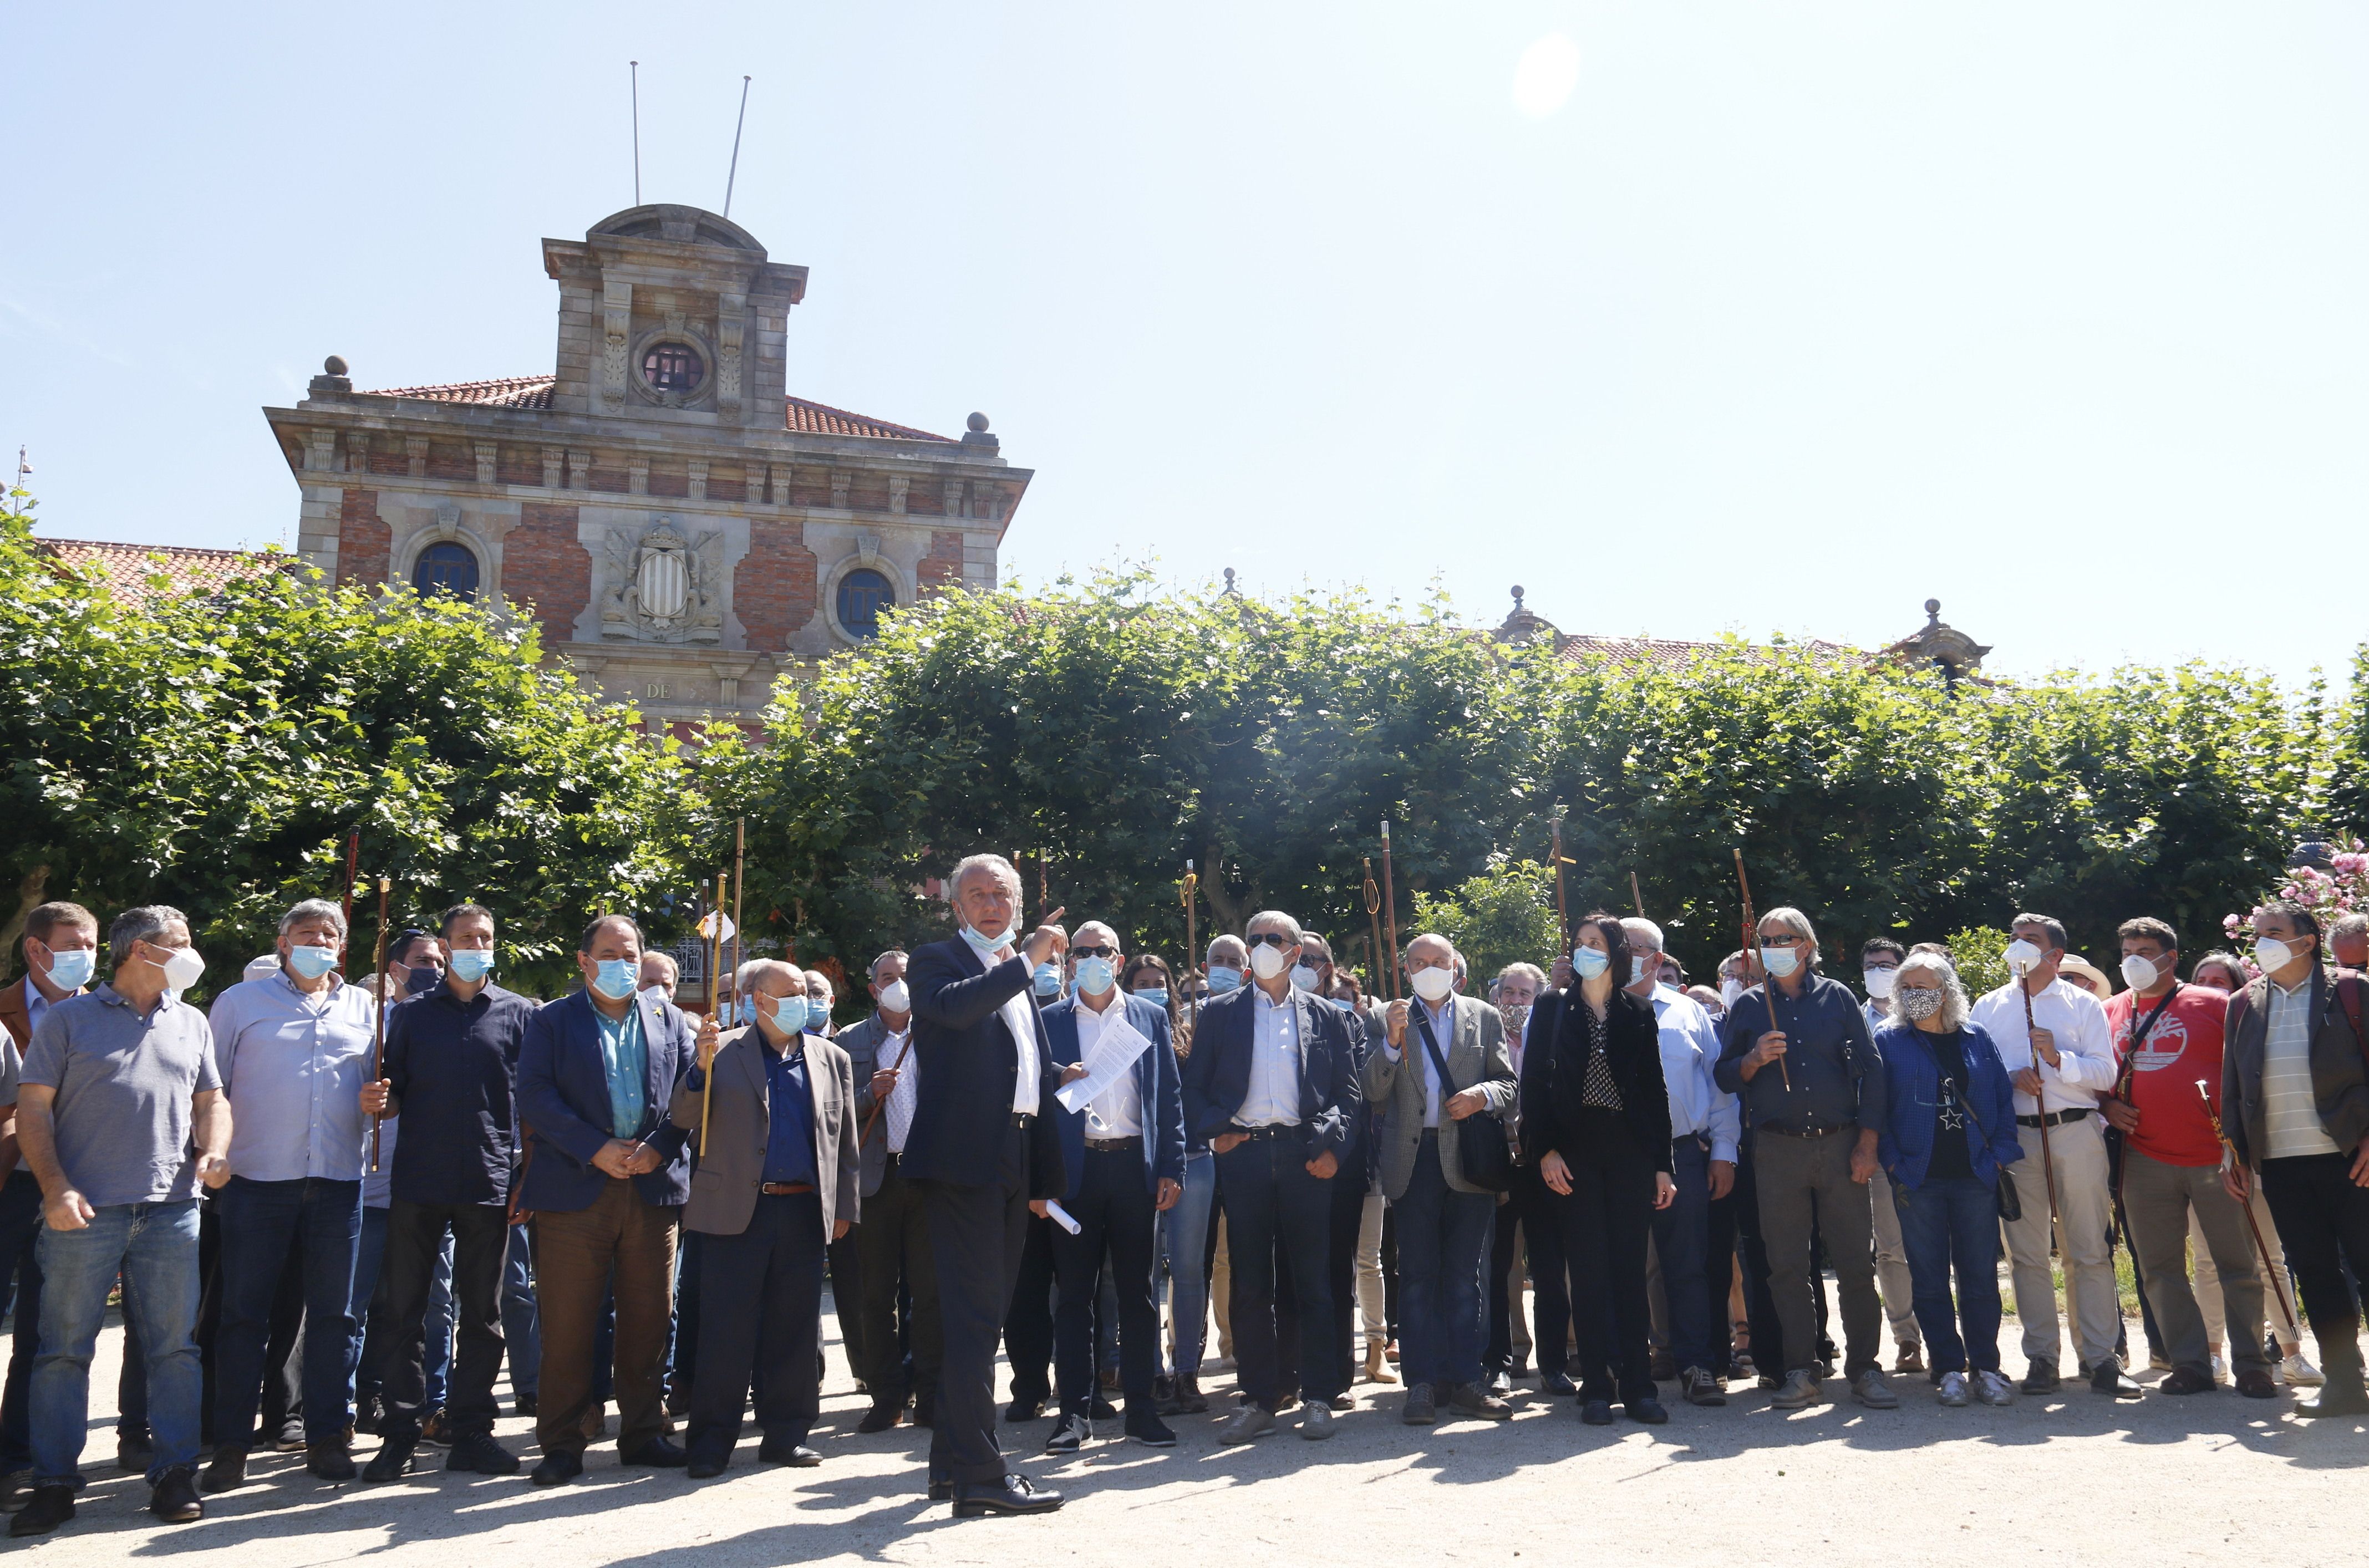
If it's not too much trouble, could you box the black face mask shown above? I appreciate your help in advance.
[405,966,442,995]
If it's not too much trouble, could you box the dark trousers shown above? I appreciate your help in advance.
[827,1228,865,1385]
[380,1198,510,1442]
[672,1230,703,1394]
[1325,1137,1367,1394]
[1730,1137,1786,1372]
[1649,1138,1716,1373]
[1753,1128,1880,1378]
[1002,1213,1056,1405]
[1490,1158,1568,1376]
[1704,1182,1742,1374]
[1053,1149,1160,1417]
[0,1171,45,1468]
[926,1123,1034,1487]
[531,1180,678,1459]
[1895,1175,2003,1374]
[1553,1107,1658,1402]
[212,1176,360,1445]
[1215,1135,1338,1408]
[2260,1153,2369,1377]
[1392,1133,1497,1391]
[857,1156,942,1412]
[688,1193,825,1457]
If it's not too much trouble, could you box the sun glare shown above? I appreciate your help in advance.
[1512,32,1582,119]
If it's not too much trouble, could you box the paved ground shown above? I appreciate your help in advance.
[13,1300,2366,1567]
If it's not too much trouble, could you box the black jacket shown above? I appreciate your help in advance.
[1179,985,1361,1163]
[896,935,1066,1197]
[1521,987,1674,1175]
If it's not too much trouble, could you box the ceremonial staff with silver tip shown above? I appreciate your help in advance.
[1733,849,1788,1093]
[1379,819,1401,1001]
[2197,1077,2302,1342]
[2013,946,2061,1229]
[368,874,391,1172]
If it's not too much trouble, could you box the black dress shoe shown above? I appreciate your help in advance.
[2234,1369,2278,1400]
[1626,1396,1670,1425]
[0,1469,34,1514]
[2092,1362,2143,1399]
[758,1441,822,1467]
[446,1434,521,1474]
[857,1403,903,1434]
[362,1440,416,1483]
[1044,1413,1087,1453]
[307,1443,359,1481]
[1125,1414,1178,1447]
[1089,1395,1121,1422]
[1004,1396,1045,1423]
[928,1477,954,1501]
[355,1397,384,1435]
[2160,1367,2215,1396]
[2021,1361,2061,1396]
[8,1485,72,1537]
[621,1437,690,1468]
[1172,1377,1209,1416]
[200,1446,248,1494]
[514,1393,539,1418]
[117,1430,154,1473]
[529,1452,584,1485]
[953,1472,1064,1517]
[687,1450,730,1480]
[914,1395,937,1428]
[150,1465,204,1523]
[1580,1399,1616,1426]
[1541,1371,1578,1397]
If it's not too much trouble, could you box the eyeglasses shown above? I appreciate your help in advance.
[1245,932,1294,949]
[1071,943,1117,959]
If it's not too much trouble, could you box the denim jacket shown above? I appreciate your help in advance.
[1874,1019,2022,1189]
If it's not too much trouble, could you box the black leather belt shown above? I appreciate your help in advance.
[760,1182,815,1195]
[1009,1112,1038,1129]
[1755,1124,1844,1139]
[2017,1107,2092,1128]
[1230,1126,1294,1142]
[1084,1136,1142,1153]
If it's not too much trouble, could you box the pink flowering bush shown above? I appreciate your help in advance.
[2224,842,2368,973]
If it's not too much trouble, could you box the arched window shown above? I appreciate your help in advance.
[641,342,704,394]
[836,568,896,639]
[411,541,480,599]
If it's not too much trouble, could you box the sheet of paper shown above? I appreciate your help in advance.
[1044,1199,1083,1235]
[1054,1012,1156,1114]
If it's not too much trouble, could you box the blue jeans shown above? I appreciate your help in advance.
[1649,1137,1716,1372]
[1895,1175,2003,1374]
[215,1176,361,1445]
[1156,1151,1216,1378]
[33,1201,202,1484]
[503,1223,540,1399]
[1392,1132,1496,1391]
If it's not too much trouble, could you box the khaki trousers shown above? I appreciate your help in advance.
[2000,1113,2119,1372]
[2122,1148,2266,1377]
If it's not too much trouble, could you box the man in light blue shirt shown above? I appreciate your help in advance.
[1625,919,1740,1406]
[202,898,377,1489]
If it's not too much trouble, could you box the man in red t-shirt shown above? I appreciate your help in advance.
[2101,917,2275,1398]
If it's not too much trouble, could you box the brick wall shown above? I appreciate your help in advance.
[506,502,591,638]
[334,490,387,586]
[734,518,817,649]
[918,529,965,593]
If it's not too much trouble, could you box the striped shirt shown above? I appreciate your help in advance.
[2261,977,2338,1159]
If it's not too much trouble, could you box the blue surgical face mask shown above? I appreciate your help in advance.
[286,944,338,980]
[1132,986,1169,1002]
[448,948,495,983]
[1571,946,1610,980]
[771,993,811,1035]
[592,958,639,1001]
[1628,956,1649,986]
[1033,963,1062,997]
[1290,963,1321,992]
[42,948,94,991]
[960,925,1008,959]
[1075,956,1115,996]
[1205,966,1244,994]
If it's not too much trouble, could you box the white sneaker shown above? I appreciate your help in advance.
[1974,1371,2015,1406]
[2281,1352,2325,1387]
[2211,1354,2230,1384]
[1936,1371,1969,1407]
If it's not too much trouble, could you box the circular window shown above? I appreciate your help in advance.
[641,342,704,394]
[836,568,896,639]
[411,541,480,599]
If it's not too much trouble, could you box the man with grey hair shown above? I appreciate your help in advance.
[200,898,379,1490]
[1183,910,1361,1442]
[1713,906,1894,1411]
[1624,917,1740,1406]
[11,907,230,1536]
[901,853,1069,1515]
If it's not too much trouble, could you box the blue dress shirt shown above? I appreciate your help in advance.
[594,1003,648,1139]
[762,1042,819,1185]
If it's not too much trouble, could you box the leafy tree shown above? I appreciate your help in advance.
[0,502,692,999]
[1941,925,2012,998]
[1409,857,1561,993]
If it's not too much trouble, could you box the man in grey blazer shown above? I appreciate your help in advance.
[841,949,941,1433]
[669,959,860,1477]
[1367,934,1517,1424]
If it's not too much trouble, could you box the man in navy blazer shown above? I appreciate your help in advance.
[1039,921,1184,1453]
[1180,909,1361,1443]
[899,854,1069,1518]
[513,914,694,1485]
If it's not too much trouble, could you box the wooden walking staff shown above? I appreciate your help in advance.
[2195,1078,2302,1341]
[338,830,361,926]
[368,876,390,1173]
[1363,857,1386,999]
[701,873,728,1159]
[1182,858,1199,986]
[2012,948,2062,1227]
[1732,850,1789,1093]
[1379,819,1401,1002]
[1549,812,1571,958]
[1629,870,1645,920]
[733,817,746,991]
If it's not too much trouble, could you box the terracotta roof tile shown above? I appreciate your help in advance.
[784,396,951,443]
[357,375,557,409]
[1554,633,1853,671]
[38,538,281,602]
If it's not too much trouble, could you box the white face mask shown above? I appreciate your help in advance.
[2005,939,2046,976]
[2254,937,2299,975]
[1720,978,1744,1008]
[1289,964,1321,992]
[2119,953,2164,991]
[145,943,206,992]
[877,979,911,1014]
[1759,944,1799,979]
[1249,943,1291,981]
[1409,966,1455,1003]
[1628,956,1650,986]
[1863,965,1897,1000]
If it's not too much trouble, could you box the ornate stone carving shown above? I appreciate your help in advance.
[599,518,724,645]
[347,432,372,475]
[542,447,565,489]
[943,478,965,519]
[568,449,592,490]
[769,463,792,506]
[628,458,650,496]
[406,437,430,478]
[716,292,745,419]
[474,442,498,485]
[829,470,851,510]
[687,459,708,501]
[888,475,909,514]
[304,429,338,472]
[601,281,634,410]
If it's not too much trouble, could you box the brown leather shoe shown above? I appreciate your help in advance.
[2234,1368,2279,1399]
[2159,1367,2214,1396]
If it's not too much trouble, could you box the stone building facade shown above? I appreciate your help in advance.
[260,203,1030,730]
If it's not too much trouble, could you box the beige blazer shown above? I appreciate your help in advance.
[670,1025,860,1239]
[1364,996,1516,1199]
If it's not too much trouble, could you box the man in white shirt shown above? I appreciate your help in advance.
[848,950,938,1434]
[1966,913,2135,1398]
[1623,920,1741,1406]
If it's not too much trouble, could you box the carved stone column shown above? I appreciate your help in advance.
[688,459,709,501]
[474,442,499,484]
[601,280,634,411]
[543,447,565,489]
[406,437,430,478]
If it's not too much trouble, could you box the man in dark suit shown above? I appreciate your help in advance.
[1293,934,1379,1407]
[1040,922,1183,1452]
[669,959,860,1477]
[901,853,1069,1517]
[1181,910,1361,1442]
[514,914,695,1485]
[843,949,942,1433]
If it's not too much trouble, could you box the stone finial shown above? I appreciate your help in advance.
[1222,567,1238,595]
[1925,597,1942,627]
[308,354,353,396]
[324,355,349,376]
[967,412,989,432]
[1512,584,1526,610]
[960,410,999,452]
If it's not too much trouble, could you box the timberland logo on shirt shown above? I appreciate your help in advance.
[2122,1012,2189,1073]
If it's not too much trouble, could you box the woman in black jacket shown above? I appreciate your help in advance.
[1523,910,1677,1424]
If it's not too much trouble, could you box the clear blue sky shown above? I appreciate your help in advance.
[8,3,2365,685]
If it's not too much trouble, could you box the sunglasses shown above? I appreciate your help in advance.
[1245,932,1294,949]
[1072,943,1118,959]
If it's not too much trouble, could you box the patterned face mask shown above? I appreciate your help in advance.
[1896,985,1944,1021]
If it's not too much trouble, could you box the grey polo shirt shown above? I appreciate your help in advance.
[21,983,222,1207]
